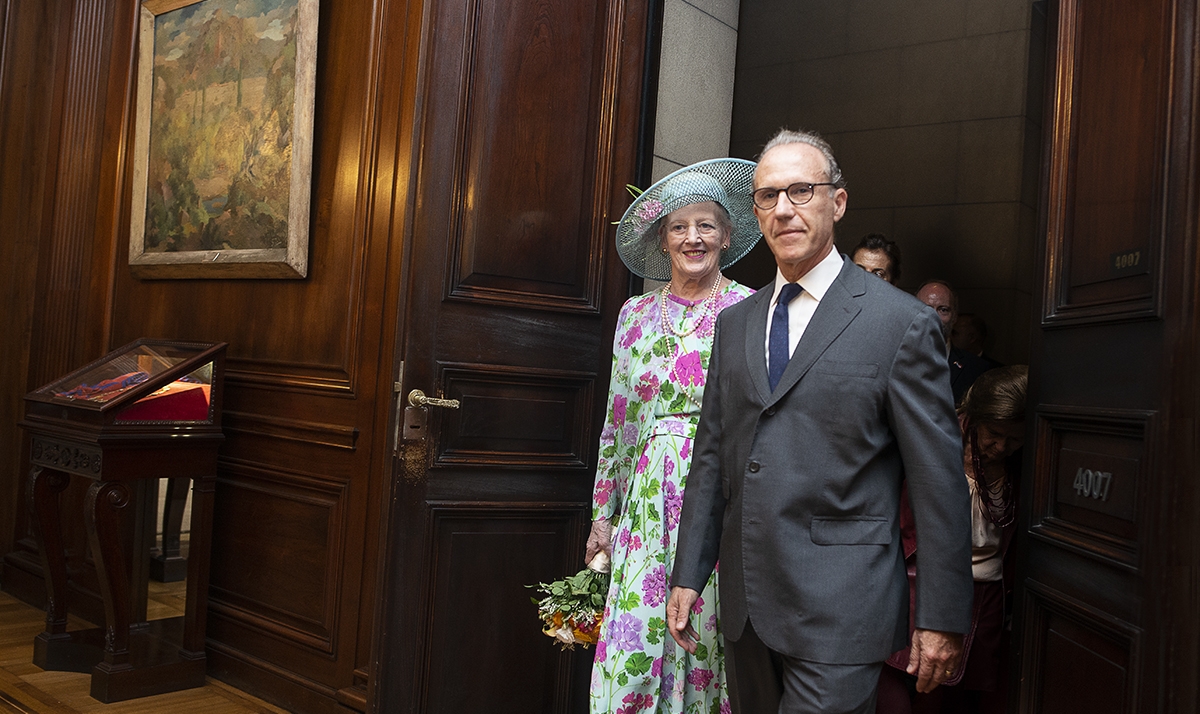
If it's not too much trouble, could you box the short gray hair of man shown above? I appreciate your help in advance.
[759,129,846,189]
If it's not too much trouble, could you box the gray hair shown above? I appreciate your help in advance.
[759,129,846,189]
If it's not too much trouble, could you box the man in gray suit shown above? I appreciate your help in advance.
[666,130,974,713]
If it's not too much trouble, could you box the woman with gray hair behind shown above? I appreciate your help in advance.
[585,159,761,713]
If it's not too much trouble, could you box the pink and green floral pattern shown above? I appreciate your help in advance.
[590,281,751,714]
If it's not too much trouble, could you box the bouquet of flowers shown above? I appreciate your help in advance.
[528,552,611,650]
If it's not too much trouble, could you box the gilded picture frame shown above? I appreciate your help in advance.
[129,0,318,278]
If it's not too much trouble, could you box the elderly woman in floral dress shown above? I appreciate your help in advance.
[585,159,760,714]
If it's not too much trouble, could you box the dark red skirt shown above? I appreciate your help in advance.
[955,579,1005,692]
[884,578,1004,690]
[876,580,1008,714]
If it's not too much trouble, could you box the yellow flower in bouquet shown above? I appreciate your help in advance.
[528,552,611,650]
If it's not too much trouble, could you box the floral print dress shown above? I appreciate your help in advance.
[590,281,752,714]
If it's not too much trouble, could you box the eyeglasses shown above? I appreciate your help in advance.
[664,220,721,238]
[752,182,837,210]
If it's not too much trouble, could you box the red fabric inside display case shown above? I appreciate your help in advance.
[114,383,211,422]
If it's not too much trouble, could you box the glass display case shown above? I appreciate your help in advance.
[26,339,223,426]
[21,339,226,702]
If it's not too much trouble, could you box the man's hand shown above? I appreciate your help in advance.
[907,628,964,693]
[666,587,701,653]
[584,519,612,564]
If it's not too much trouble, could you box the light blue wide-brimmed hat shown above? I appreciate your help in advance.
[615,158,760,281]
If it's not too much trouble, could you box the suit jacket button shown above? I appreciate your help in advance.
[765,406,776,416]
[748,461,760,473]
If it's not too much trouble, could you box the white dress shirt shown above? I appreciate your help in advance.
[764,246,845,375]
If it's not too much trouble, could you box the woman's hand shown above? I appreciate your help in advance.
[585,518,613,564]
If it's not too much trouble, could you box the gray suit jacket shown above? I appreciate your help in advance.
[672,256,974,665]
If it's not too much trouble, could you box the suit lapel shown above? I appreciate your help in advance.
[948,349,965,389]
[767,258,865,405]
[743,288,773,404]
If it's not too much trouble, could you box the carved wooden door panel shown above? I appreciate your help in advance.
[370,0,650,711]
[1017,0,1200,711]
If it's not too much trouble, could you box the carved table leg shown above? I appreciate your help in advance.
[28,466,71,636]
[84,481,133,670]
[151,477,190,582]
[182,475,212,657]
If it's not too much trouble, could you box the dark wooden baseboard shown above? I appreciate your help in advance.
[207,642,352,714]
[1,550,107,627]
[0,552,46,610]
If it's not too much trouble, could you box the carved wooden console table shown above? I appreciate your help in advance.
[21,339,226,702]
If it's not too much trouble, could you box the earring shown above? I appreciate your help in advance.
[662,248,668,254]
[722,245,729,251]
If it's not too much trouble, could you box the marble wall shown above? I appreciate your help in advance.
[651,0,741,176]
[643,0,743,292]
[727,0,1045,365]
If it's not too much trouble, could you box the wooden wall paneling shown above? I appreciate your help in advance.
[0,0,401,712]
[223,410,360,452]
[174,0,395,709]
[28,0,114,387]
[0,0,66,568]
[0,0,8,83]
[90,0,137,372]
[2,0,129,628]
[208,463,347,652]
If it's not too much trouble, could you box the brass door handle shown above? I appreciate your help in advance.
[407,389,460,409]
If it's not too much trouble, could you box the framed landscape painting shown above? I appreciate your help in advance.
[129,0,318,278]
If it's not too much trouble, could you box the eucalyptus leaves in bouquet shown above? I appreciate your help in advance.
[529,553,611,650]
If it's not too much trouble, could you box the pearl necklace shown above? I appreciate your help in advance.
[660,276,723,410]
[659,275,722,337]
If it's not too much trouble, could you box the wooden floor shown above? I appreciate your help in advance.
[0,581,290,714]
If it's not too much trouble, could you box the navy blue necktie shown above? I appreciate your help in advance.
[769,283,803,391]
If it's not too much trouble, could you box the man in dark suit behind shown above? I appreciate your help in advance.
[916,280,997,405]
[666,130,974,714]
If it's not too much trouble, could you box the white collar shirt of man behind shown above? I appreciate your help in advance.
[764,245,845,373]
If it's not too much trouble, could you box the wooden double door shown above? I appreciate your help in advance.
[1014,0,1200,711]
[367,0,650,711]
